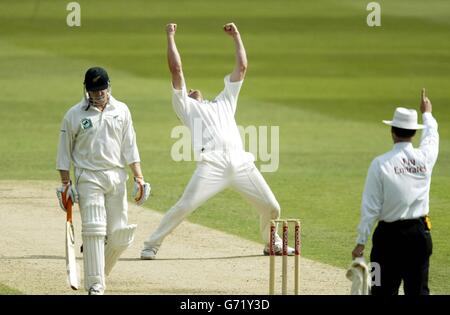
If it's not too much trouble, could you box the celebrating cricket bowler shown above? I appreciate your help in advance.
[141,23,294,260]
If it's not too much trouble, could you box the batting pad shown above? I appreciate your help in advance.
[104,224,137,276]
[81,204,107,291]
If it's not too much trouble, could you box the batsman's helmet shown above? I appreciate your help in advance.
[84,67,110,91]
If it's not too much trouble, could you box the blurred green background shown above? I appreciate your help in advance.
[0,0,449,294]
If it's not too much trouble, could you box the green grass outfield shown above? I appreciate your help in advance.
[0,283,22,295]
[0,0,449,294]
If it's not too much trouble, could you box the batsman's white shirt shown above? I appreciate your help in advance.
[56,95,140,171]
[357,113,439,245]
[172,75,254,164]
[56,95,140,292]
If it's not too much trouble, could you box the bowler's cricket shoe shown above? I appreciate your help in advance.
[263,244,296,256]
[140,247,158,260]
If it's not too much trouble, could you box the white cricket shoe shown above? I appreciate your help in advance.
[140,247,158,260]
[88,284,104,295]
[263,244,296,256]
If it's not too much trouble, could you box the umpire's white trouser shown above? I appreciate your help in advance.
[76,168,129,292]
[144,156,281,250]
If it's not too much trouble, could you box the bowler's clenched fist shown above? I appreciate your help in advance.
[223,22,239,36]
[166,23,177,36]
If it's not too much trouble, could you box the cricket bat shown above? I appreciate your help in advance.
[65,198,79,290]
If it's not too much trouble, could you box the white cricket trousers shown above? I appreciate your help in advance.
[75,167,129,291]
[144,157,281,250]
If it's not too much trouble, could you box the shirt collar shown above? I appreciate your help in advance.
[393,142,413,150]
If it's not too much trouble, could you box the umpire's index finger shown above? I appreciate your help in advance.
[422,88,426,100]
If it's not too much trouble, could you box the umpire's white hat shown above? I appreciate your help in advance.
[382,107,425,130]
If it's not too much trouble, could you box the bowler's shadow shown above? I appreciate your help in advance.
[0,254,263,262]
[121,254,263,261]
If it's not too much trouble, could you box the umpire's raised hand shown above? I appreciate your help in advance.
[421,88,432,113]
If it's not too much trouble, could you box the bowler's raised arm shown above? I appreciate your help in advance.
[166,23,184,90]
[224,23,248,82]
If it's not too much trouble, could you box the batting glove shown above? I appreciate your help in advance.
[132,177,151,206]
[56,181,79,212]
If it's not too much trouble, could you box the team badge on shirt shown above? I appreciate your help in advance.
[81,118,93,130]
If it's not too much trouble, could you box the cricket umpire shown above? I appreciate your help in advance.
[352,89,439,295]
[56,67,150,295]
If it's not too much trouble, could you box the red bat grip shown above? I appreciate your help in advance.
[66,199,73,223]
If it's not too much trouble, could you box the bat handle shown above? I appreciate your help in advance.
[66,199,73,223]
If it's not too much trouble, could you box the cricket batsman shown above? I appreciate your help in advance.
[56,66,151,295]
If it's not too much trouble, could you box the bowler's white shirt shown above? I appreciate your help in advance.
[357,113,439,245]
[56,95,140,171]
[172,75,254,164]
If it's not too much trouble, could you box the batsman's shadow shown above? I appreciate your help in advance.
[0,255,82,260]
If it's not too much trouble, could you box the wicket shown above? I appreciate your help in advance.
[269,219,301,295]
